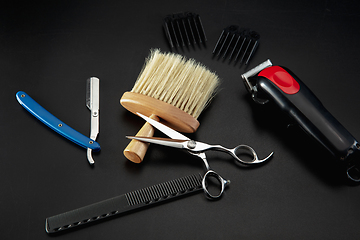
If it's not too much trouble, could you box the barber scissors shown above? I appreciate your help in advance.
[127,113,274,199]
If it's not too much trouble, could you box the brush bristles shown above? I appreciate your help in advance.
[131,49,220,119]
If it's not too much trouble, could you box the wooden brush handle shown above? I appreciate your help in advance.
[123,115,159,163]
[120,92,199,133]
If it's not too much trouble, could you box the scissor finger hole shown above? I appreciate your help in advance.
[202,170,227,199]
[233,145,258,163]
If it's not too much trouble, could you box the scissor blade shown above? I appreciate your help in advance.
[126,136,187,149]
[136,113,190,140]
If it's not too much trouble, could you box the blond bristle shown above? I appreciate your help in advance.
[131,49,220,119]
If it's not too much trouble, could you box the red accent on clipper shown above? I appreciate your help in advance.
[258,66,300,94]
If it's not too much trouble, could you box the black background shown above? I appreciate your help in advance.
[2,0,360,239]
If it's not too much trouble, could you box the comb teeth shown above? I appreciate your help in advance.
[213,25,260,66]
[125,174,202,206]
[164,12,207,49]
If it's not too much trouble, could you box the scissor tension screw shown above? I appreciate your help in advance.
[187,140,196,149]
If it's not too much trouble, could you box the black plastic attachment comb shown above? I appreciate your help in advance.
[163,12,207,49]
[213,25,260,66]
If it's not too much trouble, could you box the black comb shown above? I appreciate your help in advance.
[45,174,203,233]
[213,25,260,66]
[163,12,207,49]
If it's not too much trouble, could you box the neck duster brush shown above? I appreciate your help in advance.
[120,49,220,163]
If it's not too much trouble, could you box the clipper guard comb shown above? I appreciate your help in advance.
[163,12,207,50]
[213,25,260,66]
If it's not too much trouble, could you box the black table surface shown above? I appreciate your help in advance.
[2,1,360,239]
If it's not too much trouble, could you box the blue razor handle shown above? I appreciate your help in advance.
[16,91,100,151]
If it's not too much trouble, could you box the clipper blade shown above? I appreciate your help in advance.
[163,12,207,50]
[213,25,260,66]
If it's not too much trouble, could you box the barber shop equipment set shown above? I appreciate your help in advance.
[15,12,360,233]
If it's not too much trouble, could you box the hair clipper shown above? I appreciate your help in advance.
[241,60,360,182]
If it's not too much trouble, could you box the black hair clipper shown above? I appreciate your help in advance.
[241,60,360,182]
